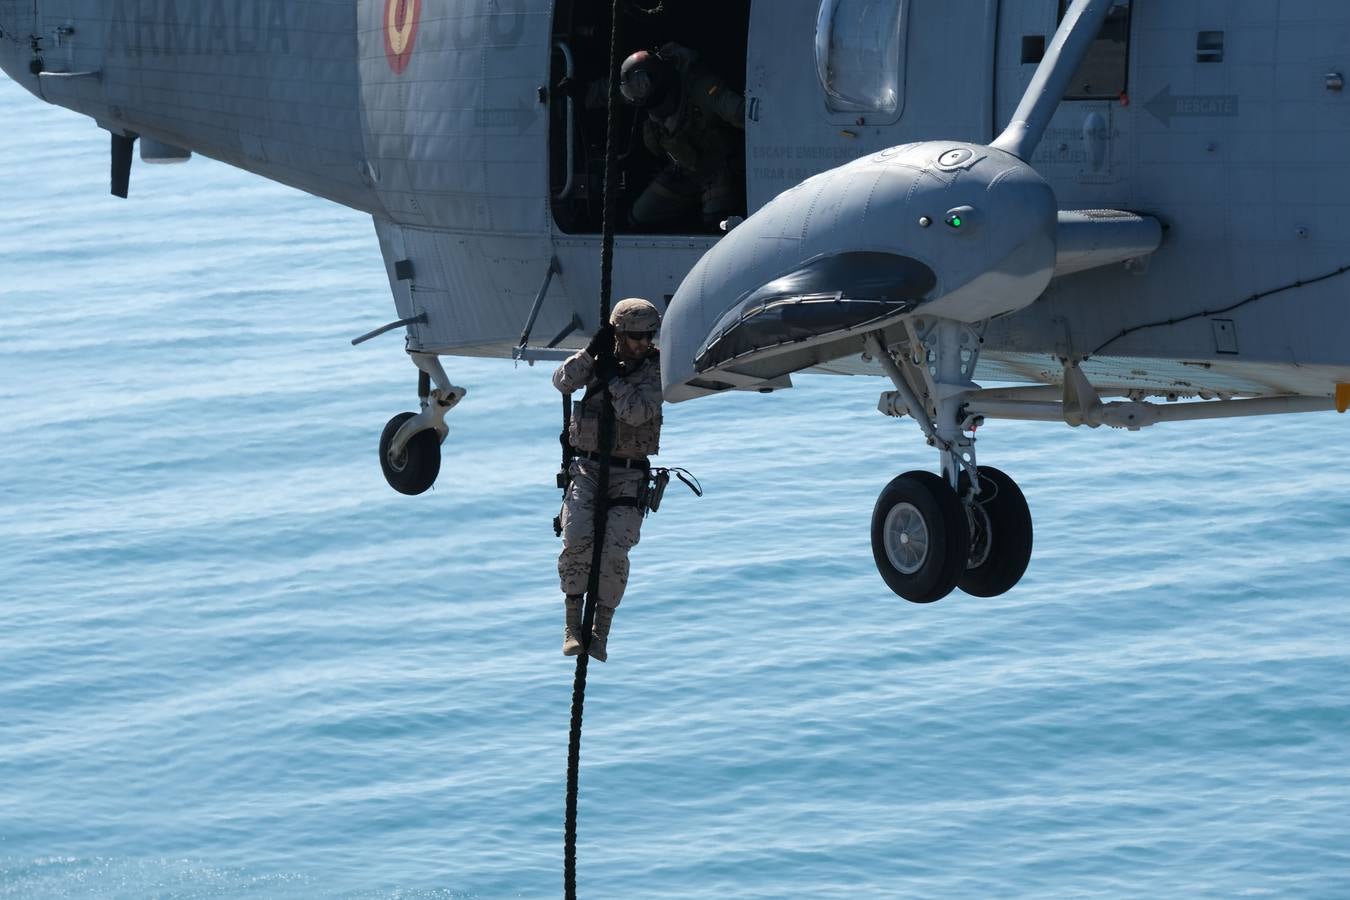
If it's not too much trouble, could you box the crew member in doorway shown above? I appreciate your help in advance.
[553,298,664,661]
[620,43,746,232]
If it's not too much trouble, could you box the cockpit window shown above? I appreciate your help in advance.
[815,0,907,116]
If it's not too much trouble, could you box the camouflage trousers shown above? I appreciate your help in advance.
[558,460,647,608]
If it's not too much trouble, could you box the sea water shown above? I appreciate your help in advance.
[2,79,1349,899]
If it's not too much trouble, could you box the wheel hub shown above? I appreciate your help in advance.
[883,501,929,574]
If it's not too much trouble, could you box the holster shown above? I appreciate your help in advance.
[555,394,573,537]
[645,469,671,514]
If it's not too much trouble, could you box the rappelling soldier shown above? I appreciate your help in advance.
[619,43,746,231]
[553,298,664,661]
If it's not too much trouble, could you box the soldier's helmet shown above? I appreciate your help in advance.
[610,298,661,333]
[620,50,677,112]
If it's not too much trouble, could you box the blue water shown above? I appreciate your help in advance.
[3,78,1350,899]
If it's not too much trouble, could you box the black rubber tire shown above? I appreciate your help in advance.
[871,471,970,603]
[379,412,441,496]
[957,466,1033,598]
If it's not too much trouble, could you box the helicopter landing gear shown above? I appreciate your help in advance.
[865,321,1033,602]
[872,470,970,603]
[379,353,466,496]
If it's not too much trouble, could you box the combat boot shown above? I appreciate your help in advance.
[563,594,583,656]
[589,604,615,662]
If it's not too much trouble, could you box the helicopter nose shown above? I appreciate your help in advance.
[661,141,1058,402]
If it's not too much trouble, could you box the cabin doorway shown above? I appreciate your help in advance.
[549,0,752,236]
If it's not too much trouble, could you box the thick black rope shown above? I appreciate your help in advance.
[565,1,624,896]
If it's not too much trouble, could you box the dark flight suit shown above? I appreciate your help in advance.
[632,44,746,230]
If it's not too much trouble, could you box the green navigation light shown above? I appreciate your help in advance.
[945,207,975,230]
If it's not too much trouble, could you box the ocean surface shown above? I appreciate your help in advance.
[3,77,1350,899]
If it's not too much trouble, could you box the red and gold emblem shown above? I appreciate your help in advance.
[384,0,420,74]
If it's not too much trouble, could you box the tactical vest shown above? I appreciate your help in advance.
[570,357,662,458]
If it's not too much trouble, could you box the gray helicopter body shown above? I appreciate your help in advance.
[3,0,1348,600]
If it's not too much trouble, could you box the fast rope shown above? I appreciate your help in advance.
[564,1,625,896]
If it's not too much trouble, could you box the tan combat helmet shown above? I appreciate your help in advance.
[610,297,661,333]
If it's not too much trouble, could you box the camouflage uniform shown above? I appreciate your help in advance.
[552,348,663,608]
[632,43,746,230]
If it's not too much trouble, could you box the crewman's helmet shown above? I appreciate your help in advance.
[620,50,677,112]
[610,298,661,334]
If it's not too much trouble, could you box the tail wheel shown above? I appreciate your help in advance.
[379,411,441,496]
[957,466,1033,598]
[871,471,970,603]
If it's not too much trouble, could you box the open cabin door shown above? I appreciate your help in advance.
[744,0,999,214]
[548,0,751,236]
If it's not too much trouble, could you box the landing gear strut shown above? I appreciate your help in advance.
[865,321,1033,602]
[379,353,466,496]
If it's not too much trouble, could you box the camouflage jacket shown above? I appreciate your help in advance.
[553,349,663,458]
[643,43,745,181]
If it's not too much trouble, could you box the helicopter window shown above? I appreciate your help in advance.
[1022,35,1047,66]
[1057,0,1131,100]
[1196,32,1224,64]
[814,0,906,116]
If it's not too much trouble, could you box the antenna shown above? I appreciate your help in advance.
[991,0,1115,161]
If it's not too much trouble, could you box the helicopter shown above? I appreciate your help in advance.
[3,0,1349,603]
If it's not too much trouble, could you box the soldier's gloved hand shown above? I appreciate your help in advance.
[585,323,616,361]
[593,353,621,384]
